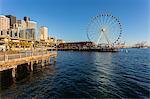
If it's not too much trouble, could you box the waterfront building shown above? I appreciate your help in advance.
[25,28,36,40]
[10,23,23,38]
[5,15,16,29]
[26,22,36,40]
[57,39,65,44]
[48,37,57,43]
[0,15,50,50]
[40,26,48,40]
[9,22,24,39]
[58,41,95,49]
[17,19,36,40]
[57,39,65,45]
[47,37,57,47]
[23,16,37,40]
[17,20,26,29]
[26,21,37,29]
[25,29,35,40]
[0,15,10,36]
[17,20,27,39]
[24,16,30,22]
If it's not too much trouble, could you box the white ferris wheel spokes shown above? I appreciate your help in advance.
[87,13,122,48]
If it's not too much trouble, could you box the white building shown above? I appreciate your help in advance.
[0,15,10,35]
[40,26,48,40]
[13,17,37,40]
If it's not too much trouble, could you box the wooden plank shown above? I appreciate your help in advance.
[0,52,57,71]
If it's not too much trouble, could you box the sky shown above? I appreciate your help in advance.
[0,0,150,45]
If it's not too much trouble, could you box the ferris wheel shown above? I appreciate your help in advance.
[87,13,122,47]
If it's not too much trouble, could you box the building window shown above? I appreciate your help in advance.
[10,31,12,37]
[7,31,9,35]
[1,31,2,35]
[15,32,17,36]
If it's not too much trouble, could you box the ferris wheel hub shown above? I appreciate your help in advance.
[101,28,106,33]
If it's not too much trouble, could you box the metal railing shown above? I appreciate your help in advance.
[0,50,56,62]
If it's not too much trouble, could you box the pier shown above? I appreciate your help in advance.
[57,48,119,52]
[0,50,57,78]
[57,42,119,52]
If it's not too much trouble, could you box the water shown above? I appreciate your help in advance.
[0,48,150,98]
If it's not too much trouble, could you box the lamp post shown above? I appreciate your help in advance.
[7,35,11,51]
[4,37,8,61]
[4,38,8,51]
[31,41,34,56]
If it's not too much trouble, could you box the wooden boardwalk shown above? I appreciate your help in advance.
[0,51,57,77]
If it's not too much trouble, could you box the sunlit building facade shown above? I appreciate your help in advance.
[0,15,10,36]
[6,15,16,29]
[40,26,48,40]
[23,16,37,40]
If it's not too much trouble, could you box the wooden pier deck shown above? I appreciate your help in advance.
[0,51,57,78]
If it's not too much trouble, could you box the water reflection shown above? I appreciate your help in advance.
[0,61,55,97]
[0,69,13,90]
[0,49,150,98]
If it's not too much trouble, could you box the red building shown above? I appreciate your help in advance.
[58,41,95,49]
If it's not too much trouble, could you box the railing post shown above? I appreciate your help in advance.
[4,52,8,61]
[20,53,21,58]
[3,53,5,61]
[12,67,17,78]
[30,51,31,56]
[25,51,27,57]
[30,61,34,71]
[42,50,43,57]
[42,59,44,67]
[31,51,33,56]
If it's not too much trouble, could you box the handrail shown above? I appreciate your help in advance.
[0,51,57,62]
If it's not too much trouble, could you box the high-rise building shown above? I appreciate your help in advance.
[23,16,36,29]
[26,21,37,29]
[6,15,16,28]
[0,15,10,36]
[25,29,35,40]
[17,20,27,39]
[26,21,37,40]
[23,16,37,40]
[24,16,30,22]
[0,15,10,30]
[17,20,26,29]
[40,26,48,40]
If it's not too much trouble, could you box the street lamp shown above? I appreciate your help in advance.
[4,37,8,61]
[7,35,11,51]
[4,38,8,51]
[31,41,34,56]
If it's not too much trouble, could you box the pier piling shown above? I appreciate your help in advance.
[42,59,45,67]
[48,59,50,64]
[12,67,17,78]
[30,61,34,71]
[36,60,39,64]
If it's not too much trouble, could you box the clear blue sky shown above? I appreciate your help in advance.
[0,0,150,45]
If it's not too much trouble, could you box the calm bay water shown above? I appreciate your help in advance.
[0,48,150,98]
